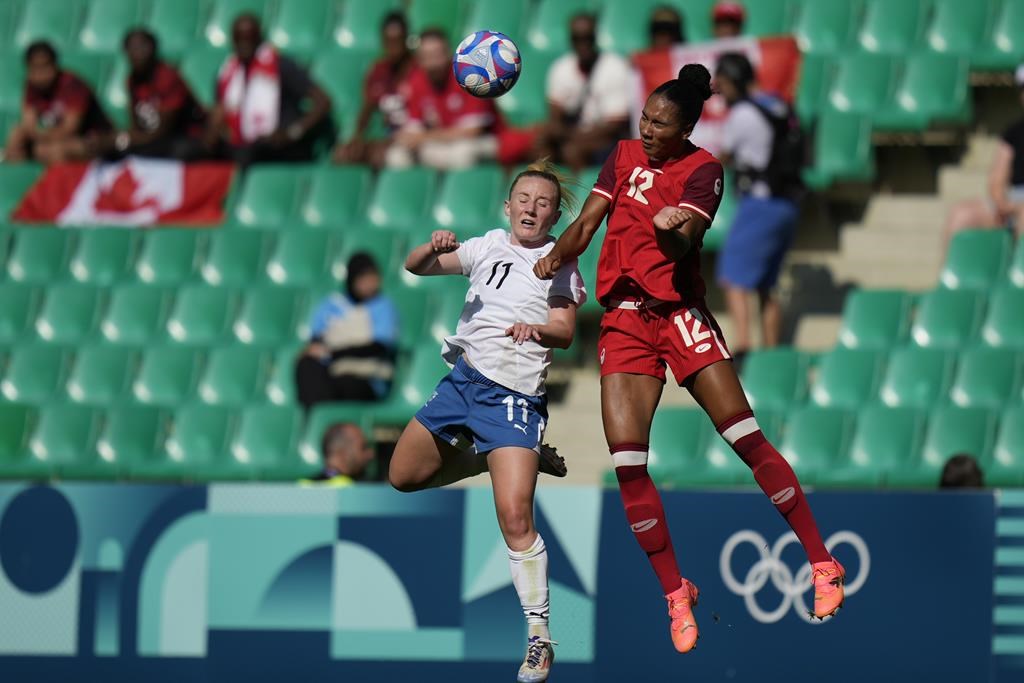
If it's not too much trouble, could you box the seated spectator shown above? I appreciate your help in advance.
[535,13,631,171]
[205,13,333,166]
[712,2,746,39]
[333,11,414,167]
[3,41,112,164]
[296,253,399,411]
[939,453,985,489]
[94,28,206,160]
[944,65,1024,246]
[648,6,686,49]
[386,28,500,170]
[715,52,802,361]
[300,422,374,486]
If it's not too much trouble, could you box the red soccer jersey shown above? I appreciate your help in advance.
[363,58,412,132]
[401,66,498,132]
[591,139,724,305]
[128,61,205,137]
[24,70,111,135]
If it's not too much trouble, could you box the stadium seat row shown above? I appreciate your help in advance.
[605,402,1024,489]
[741,345,1024,412]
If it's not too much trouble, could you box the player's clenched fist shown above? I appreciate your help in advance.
[533,254,561,280]
[653,206,693,231]
[431,230,459,253]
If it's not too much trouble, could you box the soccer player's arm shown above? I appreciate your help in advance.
[511,262,586,347]
[654,161,725,259]
[405,231,468,276]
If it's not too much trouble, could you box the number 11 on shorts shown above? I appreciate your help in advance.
[502,395,529,422]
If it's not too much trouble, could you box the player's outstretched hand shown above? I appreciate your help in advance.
[431,230,459,253]
[505,321,542,345]
[653,206,692,231]
[533,254,561,280]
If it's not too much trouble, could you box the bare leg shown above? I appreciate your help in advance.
[488,446,540,551]
[758,289,782,349]
[724,285,752,353]
[600,372,663,446]
[387,419,485,492]
[943,198,999,252]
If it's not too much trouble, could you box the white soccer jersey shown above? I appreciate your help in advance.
[442,229,587,396]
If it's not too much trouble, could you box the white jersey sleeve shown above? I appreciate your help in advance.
[455,235,486,276]
[548,257,587,307]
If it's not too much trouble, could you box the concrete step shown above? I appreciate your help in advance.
[830,257,940,290]
[938,165,988,202]
[862,195,950,230]
[839,226,944,261]
[961,134,1000,170]
[792,314,843,351]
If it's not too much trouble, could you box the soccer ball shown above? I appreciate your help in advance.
[452,30,521,98]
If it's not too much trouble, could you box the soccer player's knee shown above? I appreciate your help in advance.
[496,502,533,543]
[387,462,427,493]
[625,503,667,553]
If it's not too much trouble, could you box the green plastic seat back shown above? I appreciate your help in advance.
[795,52,832,125]
[201,230,272,286]
[133,346,204,405]
[148,0,204,58]
[267,0,331,58]
[981,287,1024,349]
[0,403,38,464]
[745,0,800,37]
[135,228,206,284]
[331,0,402,51]
[165,285,238,345]
[100,284,173,345]
[828,52,895,115]
[526,0,594,55]
[179,46,229,107]
[809,348,886,410]
[6,228,76,283]
[367,167,438,230]
[740,347,808,411]
[0,344,70,403]
[97,404,169,465]
[300,164,373,228]
[29,403,101,470]
[265,230,344,286]
[780,407,853,479]
[204,0,268,48]
[990,405,1024,486]
[163,403,235,474]
[408,0,470,47]
[232,164,310,228]
[858,0,927,54]
[837,289,912,349]
[940,230,1011,290]
[925,0,995,55]
[879,347,955,409]
[910,288,984,349]
[65,345,137,404]
[15,0,83,50]
[0,283,42,345]
[0,164,44,218]
[792,0,858,54]
[34,284,104,344]
[921,405,998,473]
[432,165,505,231]
[265,345,302,405]
[229,403,303,476]
[949,346,1021,409]
[849,405,926,480]
[78,0,144,53]
[68,228,138,284]
[232,286,306,346]
[197,346,271,405]
[648,407,707,474]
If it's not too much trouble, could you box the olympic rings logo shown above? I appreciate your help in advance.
[719,530,870,624]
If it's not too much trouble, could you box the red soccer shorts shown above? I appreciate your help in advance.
[598,301,732,384]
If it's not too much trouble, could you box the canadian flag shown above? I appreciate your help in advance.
[12,157,235,226]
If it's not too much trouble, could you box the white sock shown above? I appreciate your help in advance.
[508,533,550,640]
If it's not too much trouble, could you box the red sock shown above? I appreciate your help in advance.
[611,443,682,595]
[718,412,831,564]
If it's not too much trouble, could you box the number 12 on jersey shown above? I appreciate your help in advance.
[626,166,655,205]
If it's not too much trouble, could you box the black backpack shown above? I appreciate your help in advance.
[735,94,806,201]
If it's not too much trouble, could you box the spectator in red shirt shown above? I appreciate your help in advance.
[95,28,206,160]
[4,41,111,164]
[385,28,500,170]
[333,11,414,167]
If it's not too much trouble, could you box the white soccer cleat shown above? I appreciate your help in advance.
[517,635,556,682]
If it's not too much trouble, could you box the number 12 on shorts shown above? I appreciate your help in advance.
[673,309,711,348]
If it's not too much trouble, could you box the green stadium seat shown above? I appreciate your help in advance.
[1009,240,1024,288]
[164,285,238,345]
[829,406,925,488]
[0,403,47,480]
[988,405,1024,486]
[497,45,553,127]
[134,229,205,284]
[267,0,330,59]
[0,164,44,218]
[779,407,853,483]
[794,53,831,125]
[745,0,799,37]
[879,347,955,409]
[527,0,593,55]
[300,164,373,228]
[949,346,1021,409]
[677,0,719,44]
[332,0,401,50]
[432,164,505,232]
[827,52,895,116]
[141,403,234,480]
[201,230,272,286]
[222,403,304,480]
[232,165,309,228]
[740,347,808,411]
[33,284,104,344]
[339,228,406,277]
[645,407,708,486]
[232,287,306,346]
[372,345,452,426]
[28,403,103,476]
[14,0,82,50]
[409,0,470,45]
[6,228,75,283]
[0,225,10,270]
[180,46,228,107]
[803,109,874,189]
[366,167,438,230]
[975,0,1024,71]
[0,344,70,403]
[940,230,1012,290]
[0,49,25,114]
[99,54,129,128]
[910,288,984,349]
[428,281,470,343]
[310,48,374,138]
[57,51,110,93]
[68,228,138,284]
[299,402,374,465]
[91,404,170,478]
[265,230,343,286]
[875,53,972,131]
[792,0,858,54]
[809,348,886,410]
[981,287,1024,349]
[387,283,429,351]
[686,410,786,488]
[78,0,145,53]
[925,0,995,56]
[197,346,271,405]
[64,345,137,404]
[0,283,42,345]
[204,0,268,48]
[133,346,204,405]
[463,0,530,41]
[148,0,203,59]
[837,289,912,349]
[596,0,665,54]
[266,344,301,405]
[858,0,928,54]
[100,284,173,345]
[890,405,998,487]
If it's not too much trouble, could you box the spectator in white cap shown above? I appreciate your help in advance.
[943,64,1024,246]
